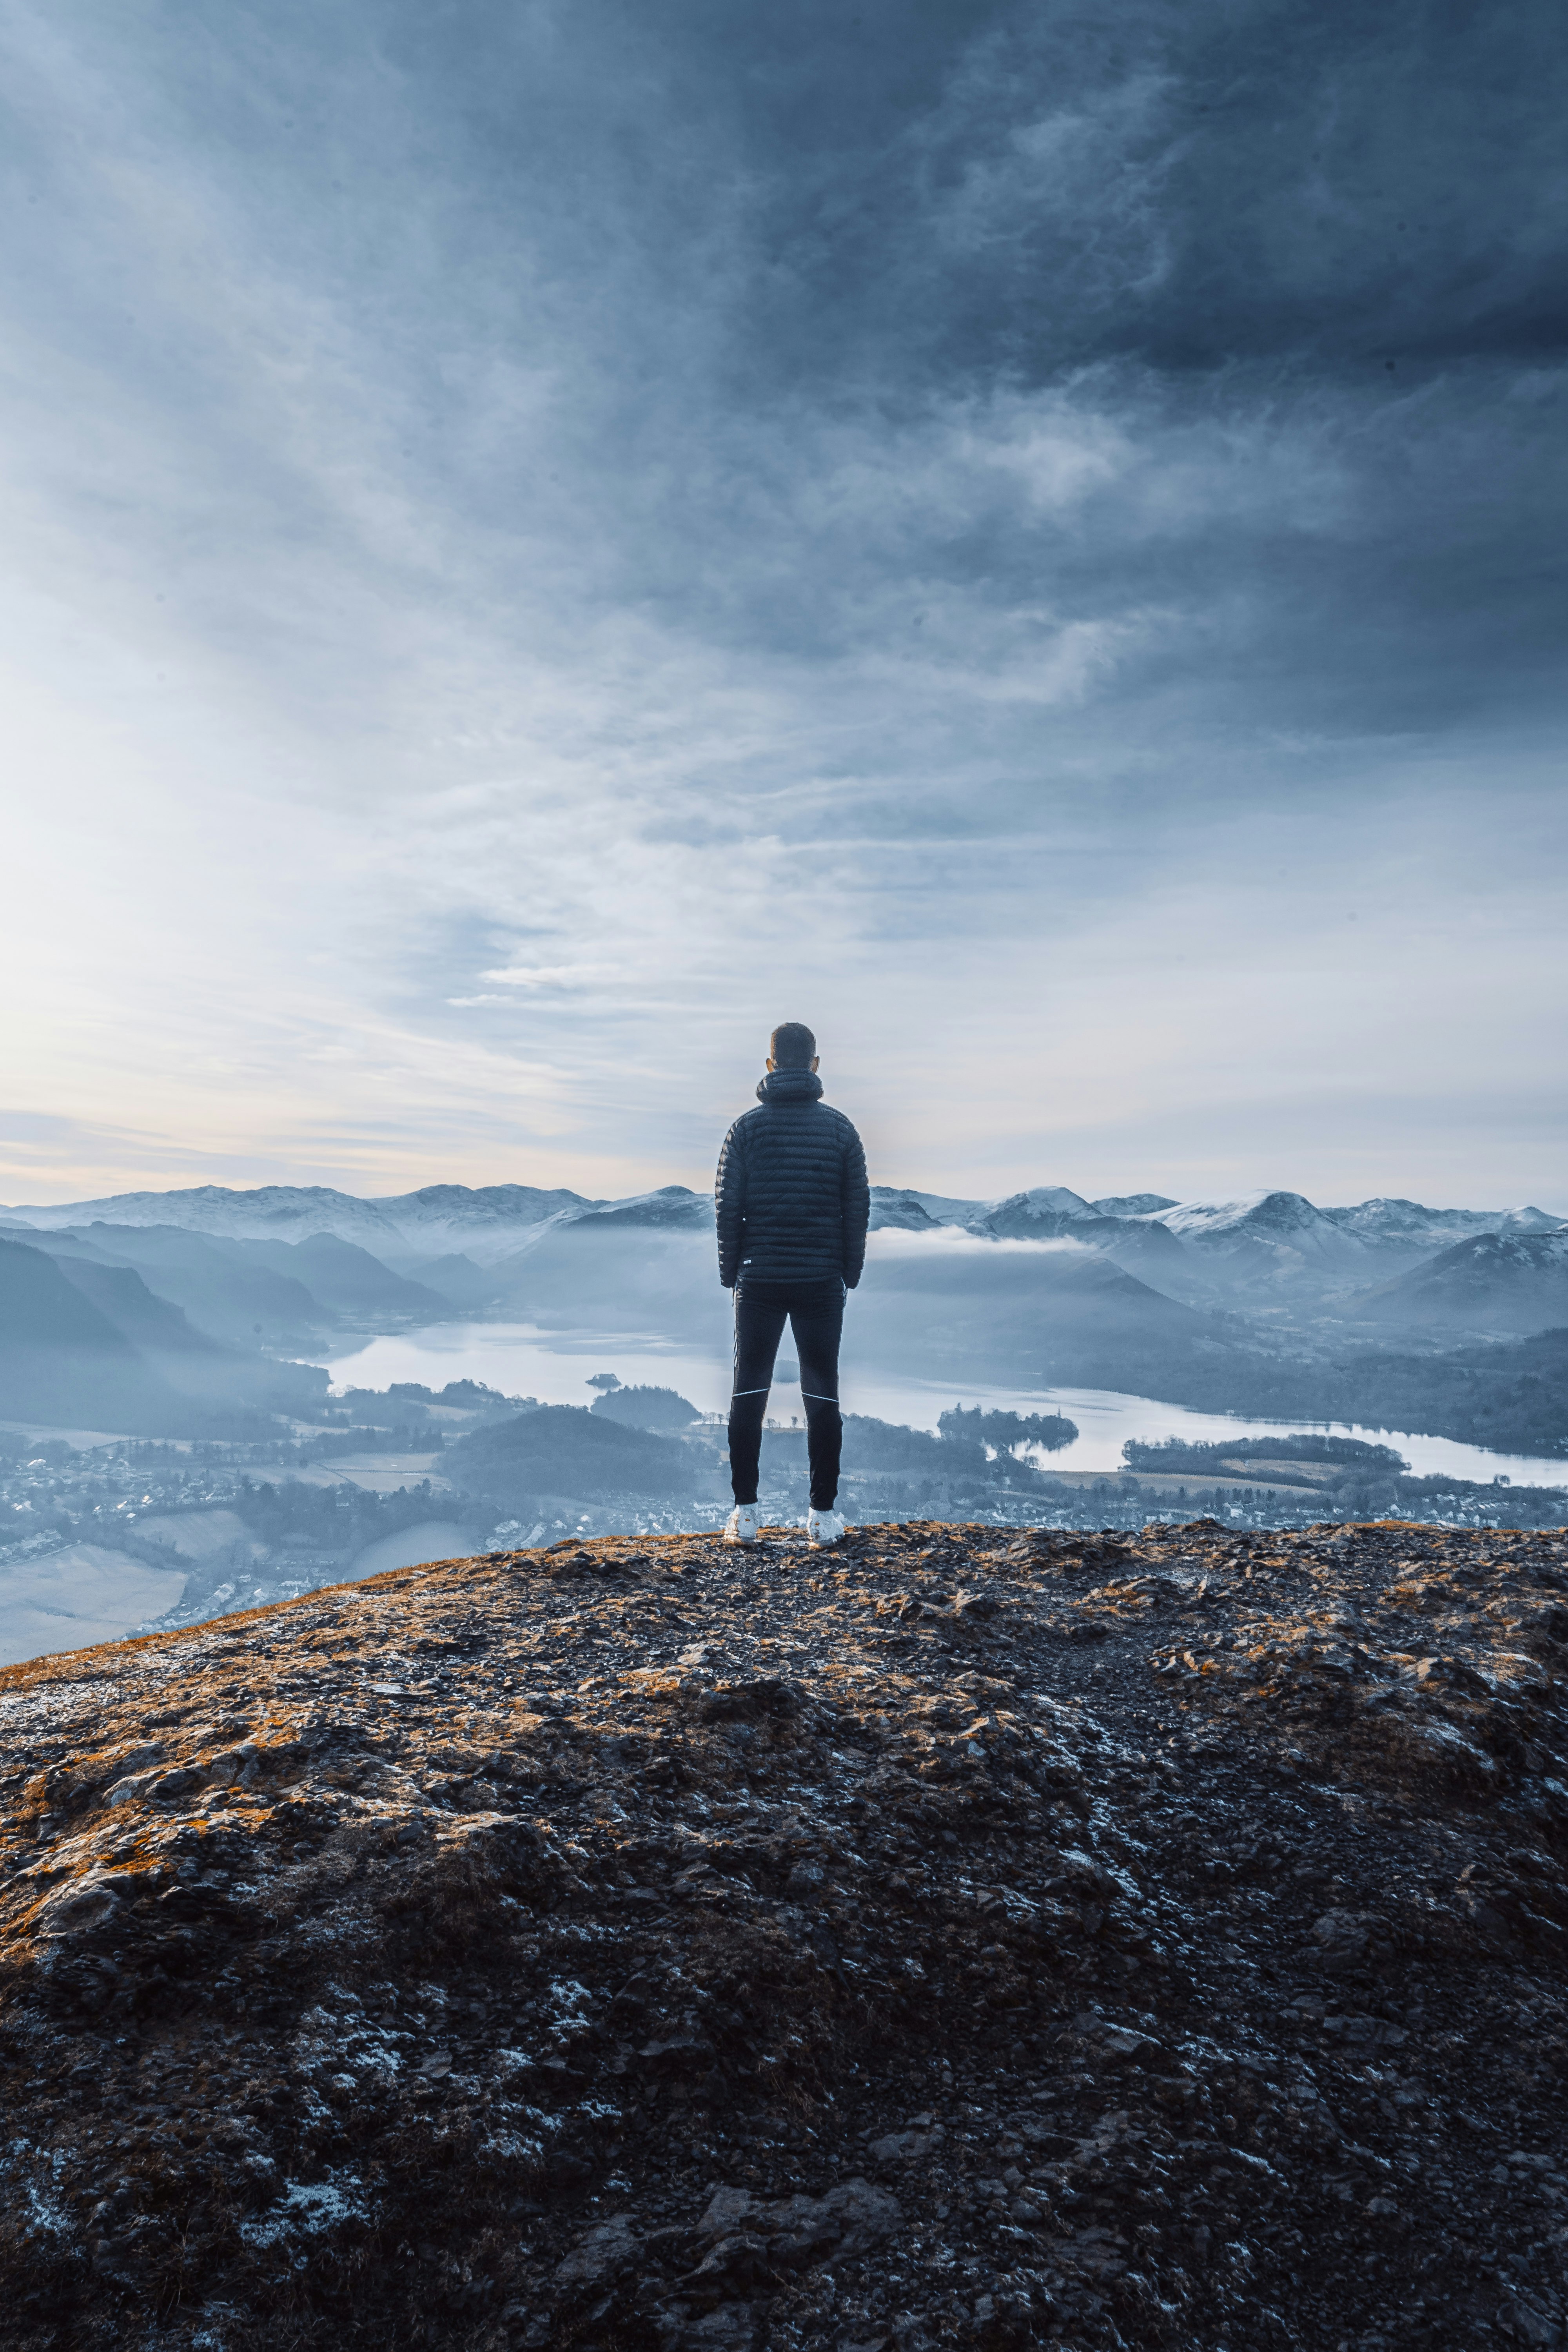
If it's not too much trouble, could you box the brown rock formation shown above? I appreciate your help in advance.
[2,1517,1567,2348]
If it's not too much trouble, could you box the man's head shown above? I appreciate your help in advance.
[767,1021,818,1073]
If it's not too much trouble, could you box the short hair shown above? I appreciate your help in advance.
[770,1022,817,1068]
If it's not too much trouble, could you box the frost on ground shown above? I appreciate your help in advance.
[1,1517,1567,2348]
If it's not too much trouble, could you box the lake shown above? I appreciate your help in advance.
[325,1319,1568,1490]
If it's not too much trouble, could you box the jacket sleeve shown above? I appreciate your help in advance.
[715,1119,747,1288]
[840,1120,870,1288]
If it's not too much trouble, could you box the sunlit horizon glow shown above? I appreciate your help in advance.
[4,2,1564,1215]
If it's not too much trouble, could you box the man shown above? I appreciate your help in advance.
[715,1022,870,1548]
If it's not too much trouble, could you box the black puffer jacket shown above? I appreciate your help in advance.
[715,1069,870,1289]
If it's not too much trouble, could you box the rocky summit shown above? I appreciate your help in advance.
[3,1520,1568,2352]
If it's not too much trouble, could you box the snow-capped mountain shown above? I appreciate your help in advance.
[967,1192,1201,1290]
[973,1192,1097,1239]
[1,1183,410,1250]
[1136,1191,1564,1293]
[867,1189,944,1231]
[877,1188,988,1227]
[1138,1190,1379,1287]
[1323,1198,1560,1254]
[0,1181,603,1267]
[567,1187,713,1232]
[984,1185,1097,1222]
[872,1185,1173,1235]
[370,1183,596,1260]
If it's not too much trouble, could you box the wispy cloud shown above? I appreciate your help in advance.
[480,965,618,990]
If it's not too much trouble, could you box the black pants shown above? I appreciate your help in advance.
[728,1277,844,1510]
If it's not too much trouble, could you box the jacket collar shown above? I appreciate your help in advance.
[756,1067,823,1104]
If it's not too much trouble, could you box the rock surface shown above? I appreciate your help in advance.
[3,1515,1568,2348]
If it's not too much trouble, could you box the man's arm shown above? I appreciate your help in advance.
[840,1121,870,1289]
[715,1119,748,1288]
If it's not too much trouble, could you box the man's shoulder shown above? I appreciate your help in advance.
[753,1099,858,1129]
[719,1107,764,1154]
[729,1099,860,1145]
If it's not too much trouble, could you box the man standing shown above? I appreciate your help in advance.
[715,1022,870,1548]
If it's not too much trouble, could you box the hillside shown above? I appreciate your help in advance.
[10,1225,332,1348]
[1357,1229,1568,1333]
[3,1518,1568,2349]
[853,1234,1204,1381]
[0,1239,188,1434]
[48,1256,230,1361]
[1076,1325,1568,1462]
[215,1233,454,1323]
[445,1403,713,1506]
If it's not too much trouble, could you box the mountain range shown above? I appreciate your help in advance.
[878,1183,1562,1290]
[1,1178,1564,1438]
[6,1176,1559,1270]
[4,1182,599,1264]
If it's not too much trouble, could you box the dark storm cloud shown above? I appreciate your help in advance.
[362,0,1568,734]
[719,0,1568,383]
[12,0,1561,728]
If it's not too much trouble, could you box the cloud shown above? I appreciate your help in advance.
[867,1229,1095,1261]
[0,0,1563,1209]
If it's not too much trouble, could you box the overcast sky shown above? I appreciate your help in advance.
[4,0,1564,1212]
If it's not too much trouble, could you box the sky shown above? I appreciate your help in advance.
[3,0,1565,1214]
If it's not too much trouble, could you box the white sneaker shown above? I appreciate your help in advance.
[723,1505,760,1546]
[807,1508,847,1549]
